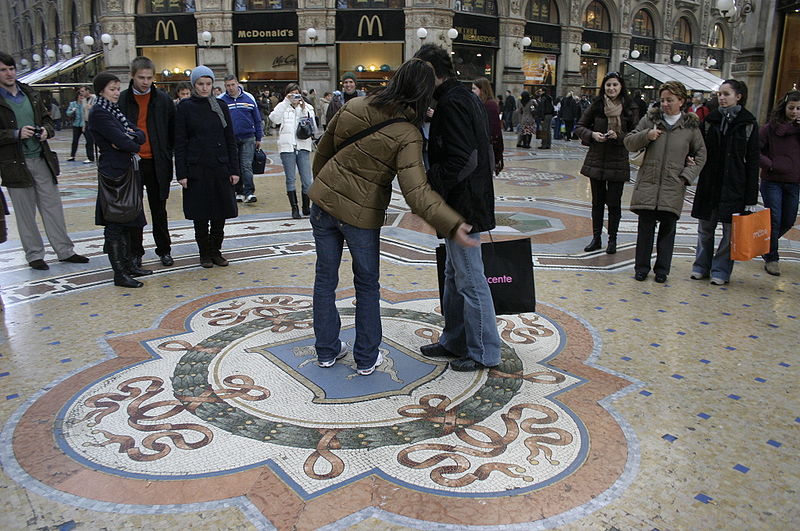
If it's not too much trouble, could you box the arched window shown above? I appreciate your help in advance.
[708,23,724,48]
[455,0,497,16]
[526,0,559,24]
[233,0,300,9]
[673,17,691,43]
[632,10,654,37]
[136,0,196,13]
[583,1,610,31]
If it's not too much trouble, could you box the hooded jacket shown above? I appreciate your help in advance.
[118,80,175,200]
[0,81,60,187]
[427,78,495,233]
[624,108,706,217]
[309,96,463,235]
[691,107,759,222]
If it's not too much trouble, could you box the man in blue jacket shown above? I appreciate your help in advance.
[220,75,263,203]
[413,44,500,372]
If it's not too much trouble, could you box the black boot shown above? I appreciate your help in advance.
[209,231,228,267]
[107,237,143,288]
[584,233,602,252]
[128,254,154,277]
[523,134,532,148]
[606,234,617,254]
[606,211,620,254]
[288,191,301,219]
[301,193,310,216]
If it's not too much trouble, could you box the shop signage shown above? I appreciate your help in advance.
[671,43,693,63]
[707,48,724,69]
[335,10,404,41]
[630,37,655,61]
[524,23,560,53]
[135,15,197,46]
[581,30,612,57]
[233,12,297,43]
[453,13,499,47]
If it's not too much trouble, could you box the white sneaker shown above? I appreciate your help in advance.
[236,194,245,202]
[710,277,727,285]
[357,351,384,376]
[318,341,348,368]
[690,271,706,280]
[82,159,93,164]
[245,194,257,203]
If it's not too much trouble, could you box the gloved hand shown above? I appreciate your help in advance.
[744,204,758,213]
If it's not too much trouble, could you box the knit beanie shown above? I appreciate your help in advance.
[190,65,214,86]
[341,71,356,82]
[93,71,119,95]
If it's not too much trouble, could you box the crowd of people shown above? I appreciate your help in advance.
[1,47,798,373]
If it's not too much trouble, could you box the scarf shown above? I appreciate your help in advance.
[193,91,227,128]
[604,95,623,135]
[720,104,741,135]
[95,95,132,131]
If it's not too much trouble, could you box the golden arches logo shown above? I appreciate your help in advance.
[357,15,383,37]
[155,19,178,42]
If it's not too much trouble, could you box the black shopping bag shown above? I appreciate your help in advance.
[435,238,535,316]
[252,148,267,174]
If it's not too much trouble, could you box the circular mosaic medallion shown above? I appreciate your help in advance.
[496,168,575,186]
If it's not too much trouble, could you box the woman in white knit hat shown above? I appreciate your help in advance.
[174,66,240,268]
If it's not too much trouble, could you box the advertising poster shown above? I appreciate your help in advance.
[522,53,557,85]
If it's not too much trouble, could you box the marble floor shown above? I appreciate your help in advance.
[0,129,798,531]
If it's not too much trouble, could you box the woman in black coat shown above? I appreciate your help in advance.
[691,79,759,285]
[87,72,149,288]
[575,72,638,254]
[175,66,239,268]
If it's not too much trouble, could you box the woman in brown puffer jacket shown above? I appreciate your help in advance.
[624,81,706,283]
[575,72,639,254]
[309,58,475,376]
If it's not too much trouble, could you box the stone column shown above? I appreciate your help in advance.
[498,17,526,95]
[561,26,585,96]
[196,12,234,78]
[612,33,632,73]
[299,11,335,100]
[97,15,135,81]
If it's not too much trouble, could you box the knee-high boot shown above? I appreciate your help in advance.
[301,193,310,216]
[584,215,603,252]
[606,211,620,254]
[107,234,143,288]
[287,191,301,219]
[209,226,228,266]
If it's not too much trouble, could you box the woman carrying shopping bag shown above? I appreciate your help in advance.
[269,83,317,219]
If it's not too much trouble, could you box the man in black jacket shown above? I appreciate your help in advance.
[413,44,500,372]
[503,90,517,132]
[118,56,176,267]
[536,89,555,148]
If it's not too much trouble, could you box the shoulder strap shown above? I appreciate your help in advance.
[335,118,408,154]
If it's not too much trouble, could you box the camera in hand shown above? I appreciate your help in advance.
[292,94,303,101]
[32,126,44,141]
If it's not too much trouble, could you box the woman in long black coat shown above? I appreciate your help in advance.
[575,72,638,254]
[175,66,239,268]
[87,72,149,288]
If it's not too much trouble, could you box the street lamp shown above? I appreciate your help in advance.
[416,28,428,40]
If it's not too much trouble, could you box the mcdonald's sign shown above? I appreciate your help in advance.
[336,10,403,42]
[135,15,198,46]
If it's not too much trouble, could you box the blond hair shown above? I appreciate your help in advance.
[658,81,689,102]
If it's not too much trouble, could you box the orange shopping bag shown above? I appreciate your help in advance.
[730,209,771,261]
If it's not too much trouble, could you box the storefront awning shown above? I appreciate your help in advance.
[18,53,103,85]
[624,60,725,93]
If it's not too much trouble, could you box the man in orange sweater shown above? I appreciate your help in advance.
[118,56,176,268]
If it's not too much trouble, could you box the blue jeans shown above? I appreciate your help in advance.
[236,137,256,196]
[280,149,312,194]
[693,213,734,281]
[760,180,800,262]
[440,234,501,366]
[311,204,382,370]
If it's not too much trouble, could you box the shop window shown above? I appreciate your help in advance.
[526,0,558,24]
[234,0,298,9]
[708,23,724,48]
[583,1,610,31]
[454,0,497,16]
[673,17,691,44]
[136,0,196,13]
[632,10,654,37]
[334,0,404,8]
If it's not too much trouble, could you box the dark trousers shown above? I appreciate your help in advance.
[70,127,94,160]
[128,159,171,258]
[193,219,225,257]
[503,112,514,131]
[589,179,625,236]
[563,119,575,139]
[635,210,678,276]
[540,114,553,147]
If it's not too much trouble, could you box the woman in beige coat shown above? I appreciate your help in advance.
[309,58,475,376]
[624,81,706,283]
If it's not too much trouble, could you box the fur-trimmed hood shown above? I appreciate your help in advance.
[646,107,701,129]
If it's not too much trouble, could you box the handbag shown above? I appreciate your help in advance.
[296,111,314,140]
[252,148,266,174]
[436,237,536,315]
[98,164,142,224]
[629,149,646,166]
[731,209,771,261]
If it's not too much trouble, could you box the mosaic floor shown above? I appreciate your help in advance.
[0,130,798,530]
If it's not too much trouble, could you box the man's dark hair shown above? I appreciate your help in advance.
[223,74,237,82]
[130,56,155,76]
[413,44,456,80]
[174,81,192,98]
[369,58,435,127]
[0,52,16,68]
